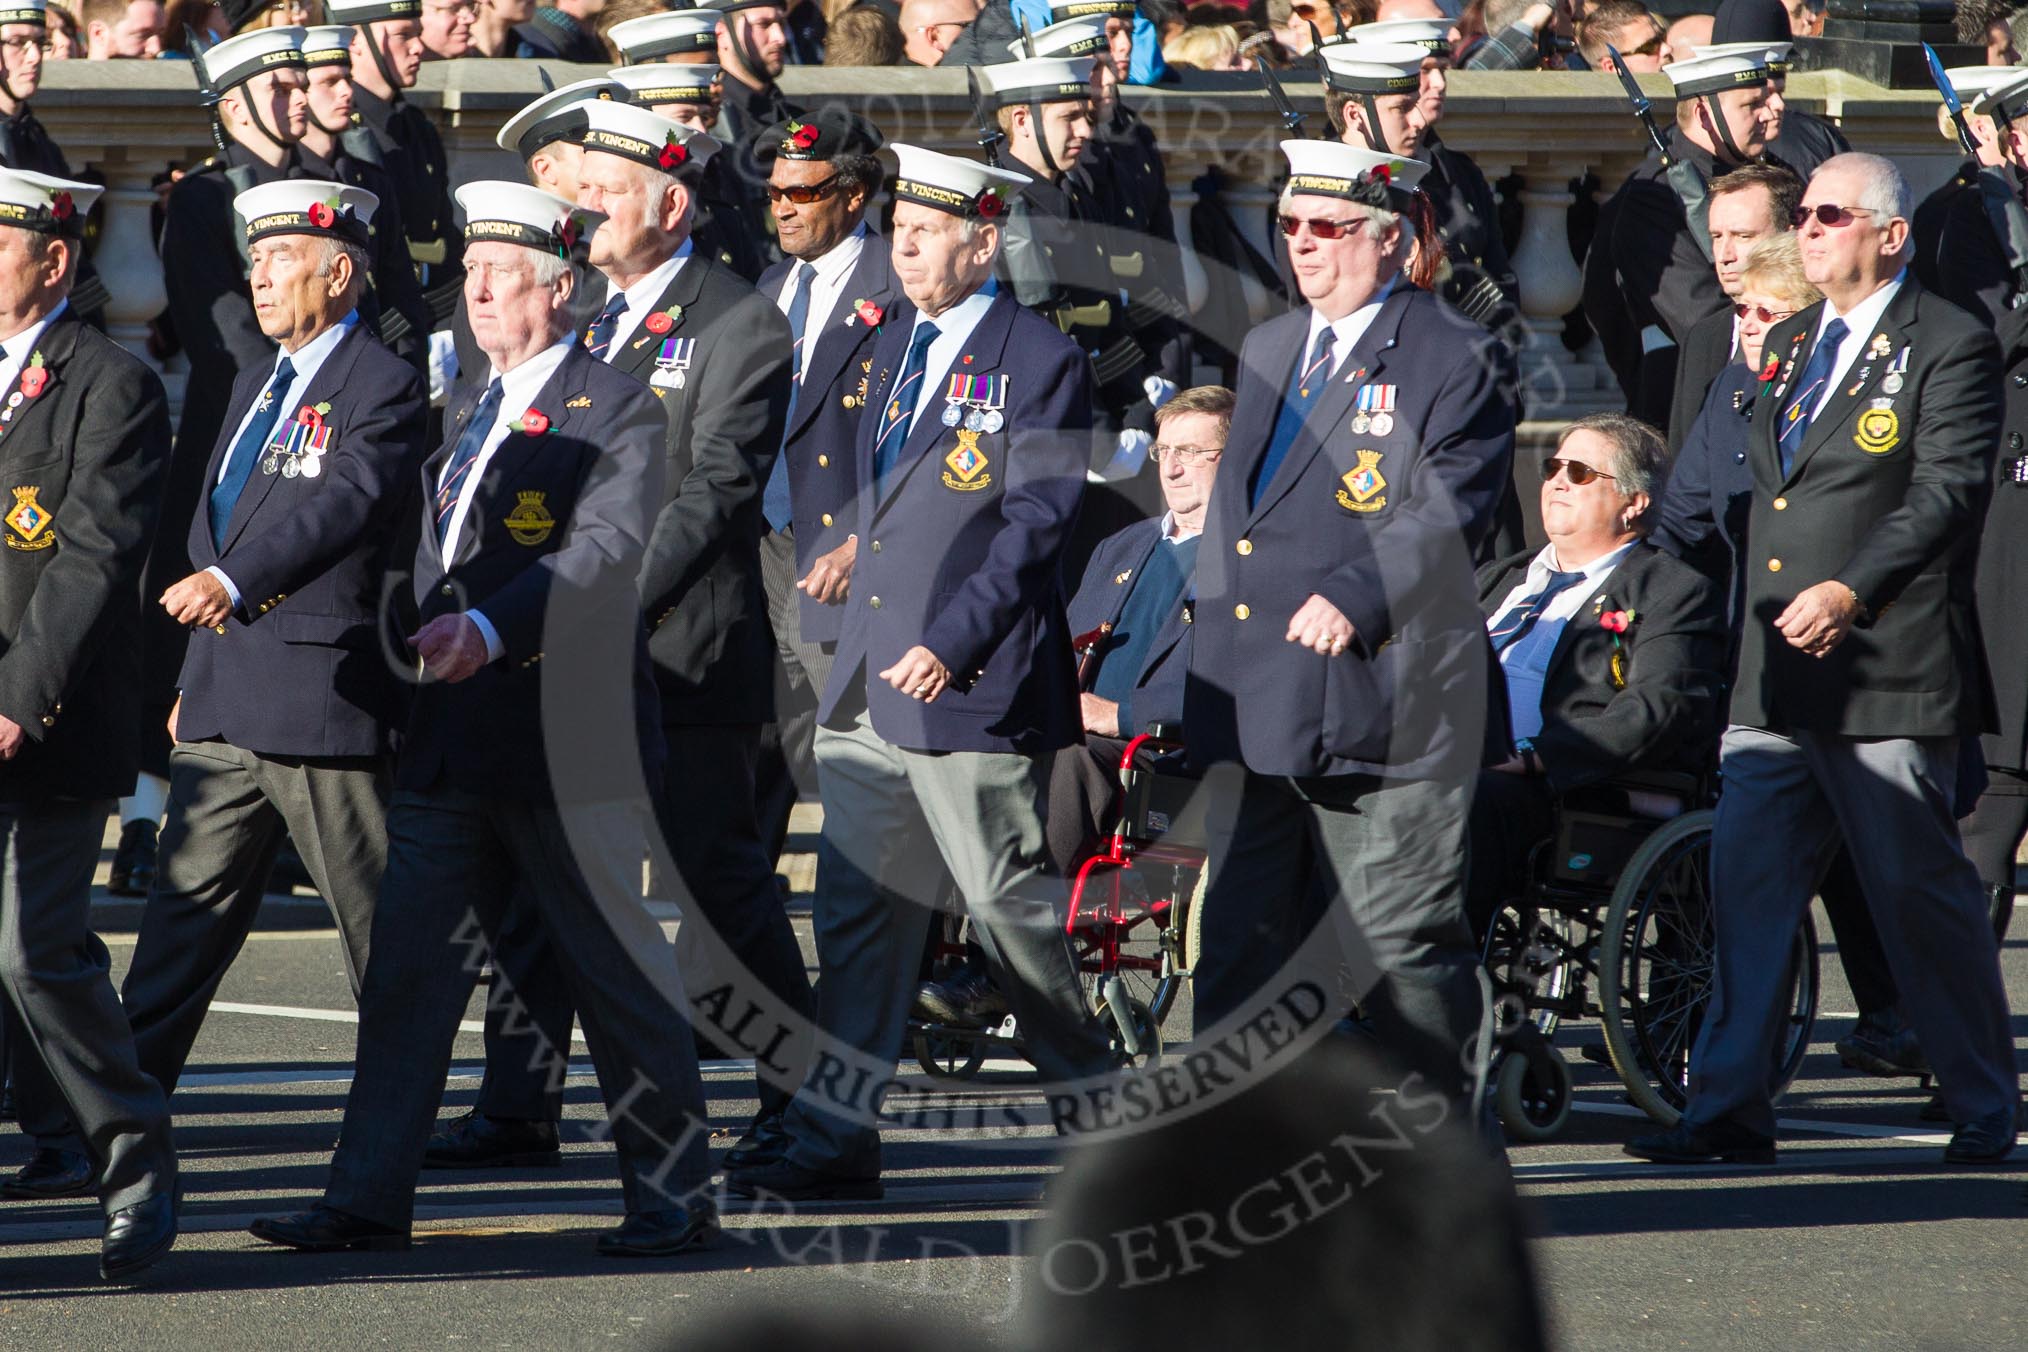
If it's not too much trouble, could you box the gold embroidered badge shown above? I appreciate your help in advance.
[941,429,993,492]
[504,490,555,546]
[4,485,54,550]
[1854,406,1899,454]
[1334,449,1388,513]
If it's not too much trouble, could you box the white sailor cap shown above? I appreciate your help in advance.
[1661,50,1772,99]
[320,0,420,26]
[610,9,722,62]
[1045,0,1134,21]
[1333,18,1450,54]
[194,25,304,102]
[1694,39,1794,76]
[1281,139,1428,210]
[696,0,781,15]
[298,24,355,67]
[497,77,623,160]
[454,180,602,257]
[578,98,722,175]
[1319,42,1428,94]
[0,0,48,28]
[1970,67,2028,118]
[889,143,1031,220]
[606,63,721,107]
[1013,16,1109,61]
[974,56,1097,108]
[0,167,99,237]
[234,178,379,248]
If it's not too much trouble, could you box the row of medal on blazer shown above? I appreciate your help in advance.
[262,401,335,480]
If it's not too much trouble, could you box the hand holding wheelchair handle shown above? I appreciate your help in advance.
[1286,593,1353,656]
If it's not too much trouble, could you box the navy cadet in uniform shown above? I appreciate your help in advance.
[0,166,179,1280]
[1912,66,2028,329]
[117,181,426,1099]
[702,0,803,267]
[606,60,768,282]
[250,181,719,1257]
[1186,140,1517,1120]
[1704,0,1850,176]
[0,1,63,175]
[725,145,1113,1201]
[749,108,899,885]
[1631,154,2021,1167]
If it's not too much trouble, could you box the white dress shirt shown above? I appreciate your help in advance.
[1807,269,1904,417]
[1487,539,1638,645]
[1158,509,1202,545]
[209,310,360,603]
[0,299,65,395]
[600,238,694,359]
[894,276,1000,444]
[775,224,868,373]
[438,332,578,661]
[1302,276,1395,378]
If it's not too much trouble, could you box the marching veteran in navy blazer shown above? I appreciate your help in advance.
[1186,140,1518,1118]
[725,144,1113,1202]
[251,182,718,1258]
[112,180,427,1107]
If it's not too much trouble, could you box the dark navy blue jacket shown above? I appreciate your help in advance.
[1652,359,1757,640]
[1188,286,1517,779]
[178,321,427,759]
[1066,516,1194,737]
[757,235,900,644]
[819,288,1092,755]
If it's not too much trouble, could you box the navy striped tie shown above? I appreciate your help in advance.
[435,379,503,546]
[871,323,940,497]
[585,292,629,361]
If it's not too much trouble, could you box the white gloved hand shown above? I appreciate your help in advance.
[1143,375,1179,410]
[1098,428,1153,482]
[427,329,459,406]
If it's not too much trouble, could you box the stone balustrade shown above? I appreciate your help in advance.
[33,58,1960,431]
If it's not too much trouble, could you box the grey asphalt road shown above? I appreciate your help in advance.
[2,887,2023,1352]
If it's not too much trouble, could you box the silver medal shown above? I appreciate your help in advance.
[1370,412,1394,436]
[282,456,301,479]
[941,403,963,428]
[262,452,281,475]
[982,410,1004,433]
[1352,412,1370,435]
[1882,373,1903,394]
[964,406,985,432]
[300,453,322,479]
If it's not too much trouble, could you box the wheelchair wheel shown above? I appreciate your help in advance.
[1073,860,1189,1027]
[1482,904,1575,1040]
[1098,995,1162,1071]
[1494,1043,1573,1143]
[1598,810,1821,1124]
[913,1028,989,1082]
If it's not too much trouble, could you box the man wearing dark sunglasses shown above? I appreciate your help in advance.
[1633,152,2022,1168]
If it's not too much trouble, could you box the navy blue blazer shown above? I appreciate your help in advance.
[1188,286,1518,779]
[1066,516,1193,737]
[1652,359,1757,637]
[757,235,901,644]
[395,343,668,803]
[177,321,428,759]
[818,289,1093,754]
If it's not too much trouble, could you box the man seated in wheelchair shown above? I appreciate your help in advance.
[1466,412,1728,941]
[914,385,1232,1027]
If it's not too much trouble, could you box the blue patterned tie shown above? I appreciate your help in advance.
[211,355,296,548]
[584,291,629,361]
[1489,569,1586,654]
[763,262,820,531]
[1250,326,1336,508]
[871,322,940,498]
[1778,316,1846,476]
[435,378,504,547]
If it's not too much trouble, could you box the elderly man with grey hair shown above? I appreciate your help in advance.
[1632,151,2022,1166]
[1464,412,1726,939]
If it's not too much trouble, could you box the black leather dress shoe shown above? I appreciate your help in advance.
[101,1194,176,1281]
[1944,1110,2019,1164]
[1625,1120,1777,1165]
[596,1198,721,1256]
[722,1114,788,1171]
[249,1205,411,1252]
[1836,1009,1930,1077]
[106,819,158,898]
[422,1110,561,1169]
[723,1157,883,1202]
[1,1147,96,1199]
[914,970,1009,1027]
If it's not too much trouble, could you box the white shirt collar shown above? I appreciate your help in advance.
[603,238,695,357]
[1304,276,1396,376]
[275,309,357,382]
[1159,510,1203,544]
[0,299,68,389]
[1538,537,1637,583]
[493,329,578,406]
[1816,270,1904,348]
[799,222,866,291]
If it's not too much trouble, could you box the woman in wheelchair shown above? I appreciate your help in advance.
[1466,413,1728,943]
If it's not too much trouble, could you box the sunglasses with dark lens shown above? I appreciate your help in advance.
[1734,301,1798,323]
[1278,213,1361,240]
[766,174,841,205]
[1541,457,1617,486]
[1790,203,1878,229]
[1624,30,1664,56]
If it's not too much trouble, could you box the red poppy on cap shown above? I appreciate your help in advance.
[976,189,1003,219]
[50,192,73,222]
[659,137,688,171]
[789,122,820,150]
[309,201,336,229]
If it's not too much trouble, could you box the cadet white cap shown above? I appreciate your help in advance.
[1045,0,1133,21]
[1970,67,2028,118]
[0,167,99,237]
[607,63,721,107]
[298,24,355,68]
[321,0,420,25]
[497,77,623,160]
[578,99,722,175]
[234,178,379,248]
[455,180,602,257]
[974,56,1097,108]
[1319,42,1428,94]
[194,26,304,102]
[1013,16,1109,61]
[1334,18,1450,53]
[1281,139,1428,209]
[889,143,1031,220]
[1661,50,1771,98]
[610,9,722,61]
[1694,39,1794,76]
[0,0,48,27]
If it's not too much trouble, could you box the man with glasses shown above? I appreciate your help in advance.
[899,0,980,67]
[0,1,62,175]
[416,0,474,58]
[1632,152,2021,1166]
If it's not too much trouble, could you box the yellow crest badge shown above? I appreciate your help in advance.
[504,490,555,546]
[941,429,993,492]
[1334,449,1388,513]
[1854,405,1899,454]
[4,485,54,550]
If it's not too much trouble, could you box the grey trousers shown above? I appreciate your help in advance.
[121,739,389,1095]
[324,788,711,1229]
[755,525,836,866]
[782,709,1111,1176]
[1690,725,2020,1137]
[0,799,174,1213]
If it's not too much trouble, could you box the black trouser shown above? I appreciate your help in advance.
[1960,769,2028,942]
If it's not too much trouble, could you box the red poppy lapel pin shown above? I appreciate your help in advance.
[17,352,48,400]
[512,407,551,436]
[851,298,884,328]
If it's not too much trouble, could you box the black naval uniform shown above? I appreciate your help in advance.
[711,75,803,276]
[349,86,463,326]
[1421,132,1521,346]
[1913,157,2025,330]
[299,142,433,372]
